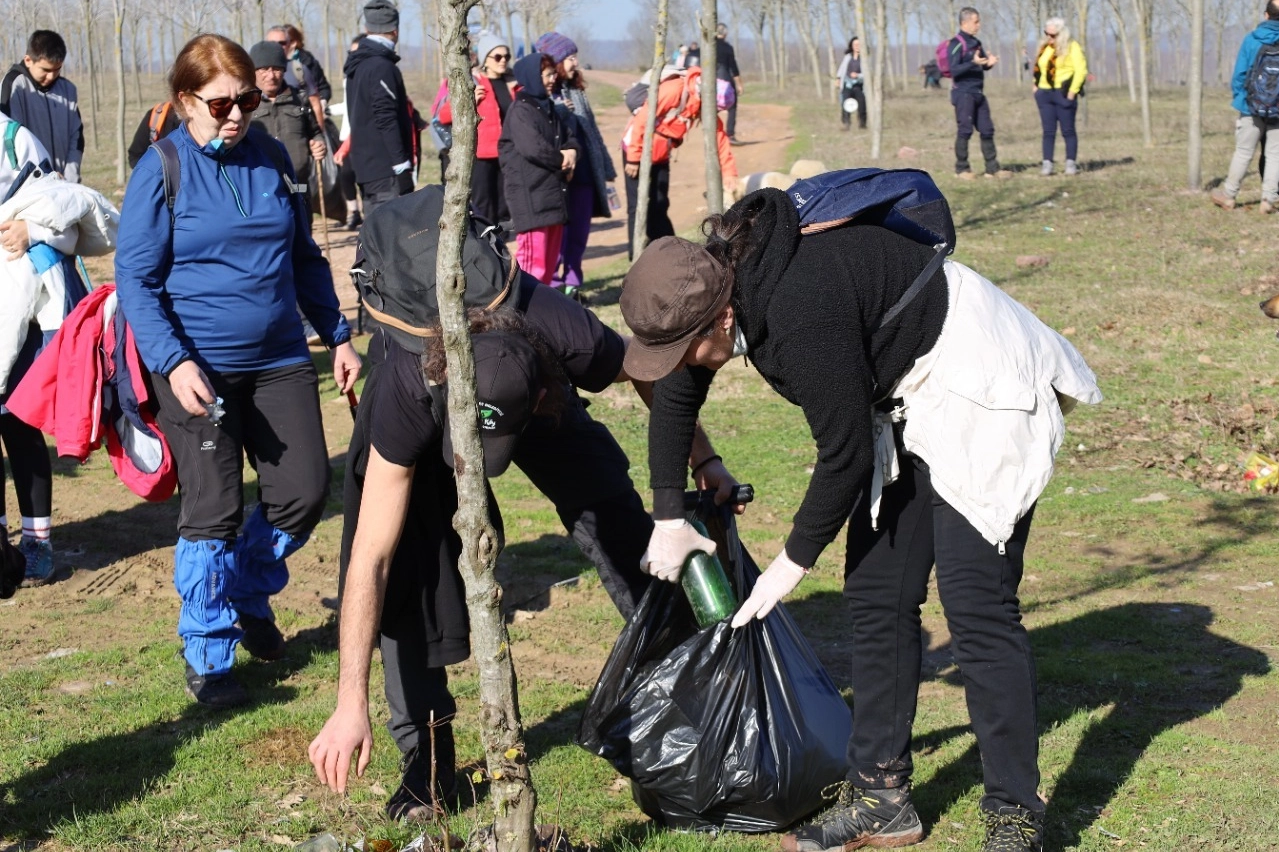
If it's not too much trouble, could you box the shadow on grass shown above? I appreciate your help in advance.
[0,620,336,841]
[817,600,1271,848]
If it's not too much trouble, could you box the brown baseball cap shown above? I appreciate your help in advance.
[620,237,732,381]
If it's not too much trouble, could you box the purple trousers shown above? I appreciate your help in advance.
[553,182,597,290]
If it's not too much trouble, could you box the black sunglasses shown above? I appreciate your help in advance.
[489,52,511,62]
[190,89,263,119]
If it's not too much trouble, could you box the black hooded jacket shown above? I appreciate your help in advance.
[497,53,579,232]
[342,36,411,184]
[647,189,949,567]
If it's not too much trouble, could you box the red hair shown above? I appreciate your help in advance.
[169,34,255,120]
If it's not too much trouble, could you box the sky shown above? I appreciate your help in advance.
[562,0,646,42]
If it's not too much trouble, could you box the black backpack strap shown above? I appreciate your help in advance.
[150,136,181,227]
[877,242,949,332]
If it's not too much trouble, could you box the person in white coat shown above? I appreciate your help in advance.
[0,112,113,586]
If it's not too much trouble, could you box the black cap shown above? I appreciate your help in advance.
[440,331,541,477]
[249,40,287,69]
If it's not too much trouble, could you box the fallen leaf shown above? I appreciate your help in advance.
[1198,354,1213,364]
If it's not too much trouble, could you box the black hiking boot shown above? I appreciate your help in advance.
[781,782,924,851]
[981,806,1044,852]
[238,613,286,661]
[184,664,248,708]
[385,730,458,821]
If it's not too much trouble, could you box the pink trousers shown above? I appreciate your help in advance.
[515,225,565,286]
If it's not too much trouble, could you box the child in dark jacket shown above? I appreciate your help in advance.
[498,53,579,285]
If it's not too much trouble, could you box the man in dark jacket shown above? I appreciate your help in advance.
[343,0,414,215]
[715,24,742,142]
[946,7,1010,179]
[249,41,326,190]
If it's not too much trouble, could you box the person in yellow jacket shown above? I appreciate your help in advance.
[1032,17,1087,176]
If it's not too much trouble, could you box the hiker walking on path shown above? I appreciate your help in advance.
[619,179,1100,852]
[945,7,1011,179]
[114,34,360,709]
[715,24,743,143]
[1032,17,1088,177]
[538,31,618,301]
[1211,0,1279,212]
[837,37,866,131]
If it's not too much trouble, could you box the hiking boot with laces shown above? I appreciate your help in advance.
[19,536,54,587]
[781,782,924,851]
[981,806,1044,852]
[238,613,286,661]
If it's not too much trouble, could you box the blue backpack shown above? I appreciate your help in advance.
[787,167,956,328]
[1247,43,1279,120]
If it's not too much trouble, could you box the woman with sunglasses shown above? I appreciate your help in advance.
[1031,17,1087,176]
[439,32,515,227]
[114,34,361,709]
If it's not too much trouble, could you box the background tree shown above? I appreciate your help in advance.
[633,0,669,260]
[1187,0,1204,190]
[700,0,723,214]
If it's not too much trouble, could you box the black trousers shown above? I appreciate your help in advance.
[842,451,1042,816]
[841,84,867,129]
[470,157,508,227]
[359,172,414,219]
[0,324,52,519]
[152,361,330,541]
[951,89,1000,174]
[624,159,674,260]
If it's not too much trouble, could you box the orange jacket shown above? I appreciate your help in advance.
[621,67,737,179]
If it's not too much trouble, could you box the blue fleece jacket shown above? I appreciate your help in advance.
[1233,20,1279,115]
[115,123,350,376]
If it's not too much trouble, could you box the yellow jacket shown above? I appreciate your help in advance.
[1034,40,1087,96]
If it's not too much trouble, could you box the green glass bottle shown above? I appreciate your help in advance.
[681,519,737,627]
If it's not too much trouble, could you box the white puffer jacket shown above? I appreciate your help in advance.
[0,171,120,393]
[887,260,1102,548]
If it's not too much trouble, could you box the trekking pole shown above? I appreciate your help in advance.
[314,152,332,259]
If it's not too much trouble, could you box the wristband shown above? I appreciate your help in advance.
[691,454,722,477]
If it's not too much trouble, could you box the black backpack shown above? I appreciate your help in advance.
[1247,42,1279,120]
[351,185,518,351]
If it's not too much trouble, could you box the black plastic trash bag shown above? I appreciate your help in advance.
[576,500,851,833]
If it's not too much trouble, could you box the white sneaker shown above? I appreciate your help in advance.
[1064,160,1079,176]
[1040,160,1053,176]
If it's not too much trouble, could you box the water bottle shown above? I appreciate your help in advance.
[681,518,737,627]
[606,185,621,211]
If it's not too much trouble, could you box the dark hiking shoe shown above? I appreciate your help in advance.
[19,537,55,587]
[184,664,248,708]
[386,741,459,821]
[781,782,924,851]
[345,210,363,230]
[238,614,286,661]
[981,807,1044,852]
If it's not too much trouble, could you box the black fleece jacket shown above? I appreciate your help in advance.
[498,54,579,232]
[342,37,411,184]
[648,188,949,568]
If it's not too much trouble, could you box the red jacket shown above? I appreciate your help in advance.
[6,283,177,502]
[438,73,513,160]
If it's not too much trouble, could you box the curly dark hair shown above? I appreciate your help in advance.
[422,308,569,423]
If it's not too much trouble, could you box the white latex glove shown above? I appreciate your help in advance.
[640,518,716,583]
[730,549,806,627]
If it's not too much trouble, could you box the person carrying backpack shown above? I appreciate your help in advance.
[618,171,1101,852]
[944,7,1011,179]
[1211,0,1279,212]
[1032,17,1088,177]
[114,34,360,709]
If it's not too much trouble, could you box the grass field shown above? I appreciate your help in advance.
[3,78,1279,851]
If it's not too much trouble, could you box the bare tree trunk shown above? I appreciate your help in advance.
[1107,0,1137,102]
[701,0,723,214]
[792,0,825,100]
[1187,0,1204,190]
[1073,0,1090,126]
[82,0,100,150]
[1133,0,1152,146]
[113,0,126,185]
[634,0,670,260]
[825,0,840,95]
[867,0,886,159]
[433,2,538,850]
[895,2,907,90]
